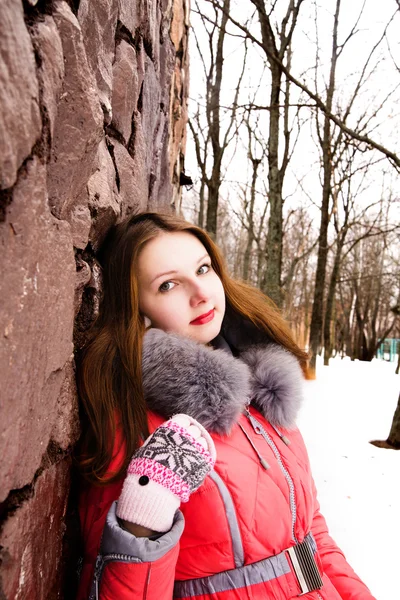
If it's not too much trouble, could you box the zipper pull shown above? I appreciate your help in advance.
[270,423,291,446]
[94,555,103,600]
[238,423,271,470]
[247,413,263,435]
[244,402,264,434]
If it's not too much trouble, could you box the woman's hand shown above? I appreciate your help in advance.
[116,414,216,534]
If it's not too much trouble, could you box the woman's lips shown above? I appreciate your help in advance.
[190,309,215,325]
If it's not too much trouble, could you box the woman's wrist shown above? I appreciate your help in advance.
[118,517,160,538]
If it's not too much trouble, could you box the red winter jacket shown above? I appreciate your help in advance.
[77,330,376,600]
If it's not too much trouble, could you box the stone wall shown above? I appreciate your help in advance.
[0,0,189,597]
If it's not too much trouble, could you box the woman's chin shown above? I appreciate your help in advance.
[188,317,223,344]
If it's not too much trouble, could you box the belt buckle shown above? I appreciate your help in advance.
[286,537,323,596]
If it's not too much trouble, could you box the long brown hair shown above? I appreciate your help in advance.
[78,212,309,485]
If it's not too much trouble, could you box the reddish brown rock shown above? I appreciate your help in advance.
[112,138,148,216]
[74,255,92,314]
[139,0,160,65]
[111,41,141,144]
[118,0,139,37]
[30,15,64,150]
[0,1,42,189]
[87,140,121,251]
[51,360,80,450]
[47,1,103,221]
[170,0,186,51]
[141,56,161,164]
[69,202,92,250]
[78,0,119,123]
[0,158,75,501]
[0,460,71,600]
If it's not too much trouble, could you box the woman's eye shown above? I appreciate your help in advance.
[159,281,175,293]
[198,263,211,275]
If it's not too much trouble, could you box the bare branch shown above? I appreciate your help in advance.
[203,0,400,169]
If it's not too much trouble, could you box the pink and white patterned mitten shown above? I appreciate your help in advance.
[116,414,216,533]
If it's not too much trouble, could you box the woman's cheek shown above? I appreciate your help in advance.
[159,300,186,332]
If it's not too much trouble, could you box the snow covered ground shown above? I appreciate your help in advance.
[298,356,399,600]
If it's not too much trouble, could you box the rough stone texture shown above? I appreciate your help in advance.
[0,0,189,596]
[0,1,42,190]
[112,139,148,216]
[30,15,65,156]
[51,361,81,451]
[78,0,119,123]
[0,157,75,501]
[111,41,141,144]
[47,2,104,221]
[0,461,71,600]
[87,140,121,251]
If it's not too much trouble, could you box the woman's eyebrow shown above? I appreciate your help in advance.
[197,253,210,264]
[150,253,210,284]
[150,269,178,284]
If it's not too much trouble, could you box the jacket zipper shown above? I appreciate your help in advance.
[94,552,138,600]
[245,410,326,596]
[244,408,298,543]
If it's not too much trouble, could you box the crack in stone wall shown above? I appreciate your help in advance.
[0,0,189,597]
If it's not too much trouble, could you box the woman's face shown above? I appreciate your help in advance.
[137,231,226,344]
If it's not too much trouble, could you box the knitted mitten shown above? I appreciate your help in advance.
[116,414,216,533]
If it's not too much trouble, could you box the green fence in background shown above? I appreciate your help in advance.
[376,339,400,362]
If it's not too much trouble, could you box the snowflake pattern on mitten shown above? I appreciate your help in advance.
[128,420,215,502]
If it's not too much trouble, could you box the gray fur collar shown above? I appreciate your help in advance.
[142,329,304,434]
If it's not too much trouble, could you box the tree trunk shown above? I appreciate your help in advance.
[308,0,341,373]
[370,392,400,450]
[388,395,400,447]
[262,63,283,305]
[252,2,303,306]
[323,236,344,365]
[205,0,230,238]
[243,158,260,281]
[198,179,205,229]
[309,162,331,369]
[206,179,219,239]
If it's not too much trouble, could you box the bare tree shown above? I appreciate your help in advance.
[191,0,400,362]
[322,149,386,364]
[189,1,247,237]
[336,207,399,362]
[307,0,400,371]
[206,0,400,169]
[200,0,305,303]
[241,113,266,281]
[281,205,317,345]
[308,0,342,370]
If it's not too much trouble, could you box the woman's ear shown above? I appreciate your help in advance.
[144,316,152,329]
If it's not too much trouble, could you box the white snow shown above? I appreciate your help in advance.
[298,356,400,600]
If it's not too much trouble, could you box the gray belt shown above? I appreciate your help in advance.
[173,532,323,598]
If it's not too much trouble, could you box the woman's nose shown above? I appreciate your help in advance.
[189,282,210,307]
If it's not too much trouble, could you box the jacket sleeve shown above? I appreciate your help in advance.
[310,478,376,600]
[89,502,185,600]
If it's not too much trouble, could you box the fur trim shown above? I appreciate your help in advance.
[240,345,304,428]
[142,329,251,434]
[142,329,303,433]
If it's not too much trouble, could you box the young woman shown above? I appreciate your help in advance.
[77,212,375,600]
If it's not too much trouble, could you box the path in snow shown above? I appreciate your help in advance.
[298,356,399,600]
